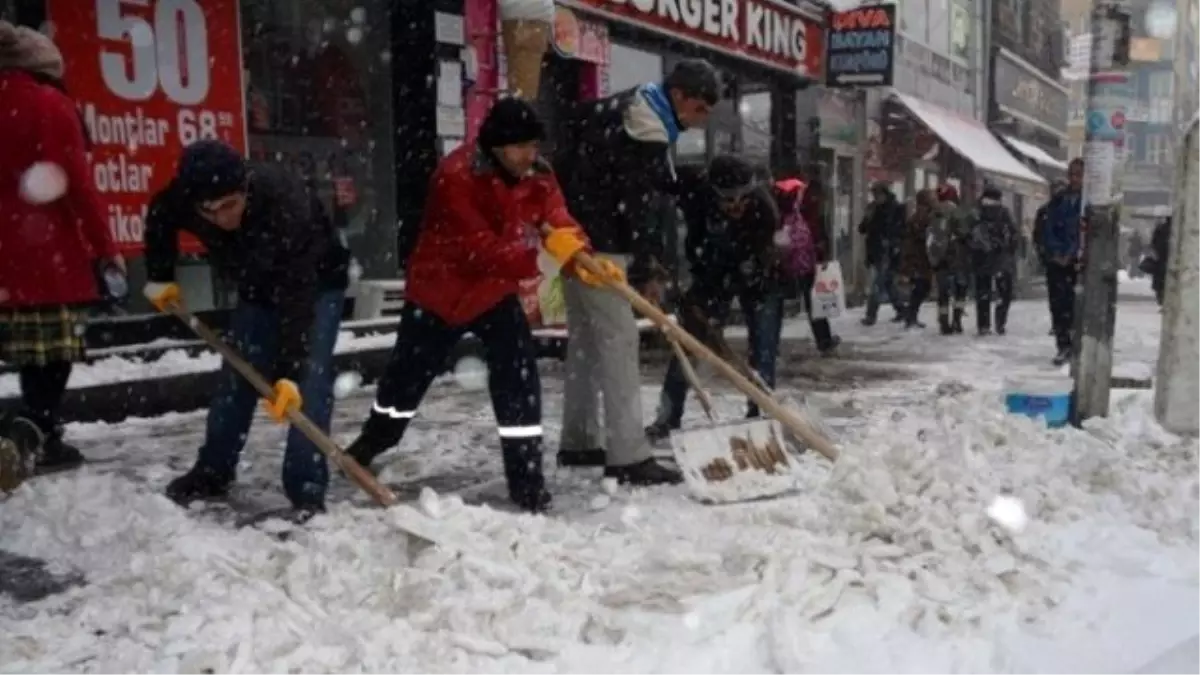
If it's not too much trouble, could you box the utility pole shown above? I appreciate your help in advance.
[1071,3,1131,425]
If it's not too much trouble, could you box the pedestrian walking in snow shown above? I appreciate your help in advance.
[858,182,907,325]
[645,155,785,442]
[551,59,720,483]
[898,189,936,329]
[1040,158,1084,364]
[930,184,972,335]
[143,140,351,520]
[1147,216,1171,306]
[344,98,620,512]
[0,22,124,477]
[968,185,1020,336]
[775,176,840,354]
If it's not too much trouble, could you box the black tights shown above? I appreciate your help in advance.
[19,361,72,435]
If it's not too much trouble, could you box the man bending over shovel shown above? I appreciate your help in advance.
[142,141,351,521]
[343,98,620,513]
[646,155,784,443]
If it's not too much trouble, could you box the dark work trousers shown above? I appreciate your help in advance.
[197,289,344,508]
[654,286,783,428]
[796,273,835,350]
[905,277,932,326]
[1046,263,1078,350]
[18,361,72,436]
[357,295,544,502]
[974,272,1014,333]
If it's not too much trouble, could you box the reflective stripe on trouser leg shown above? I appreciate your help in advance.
[497,424,543,439]
[371,404,416,420]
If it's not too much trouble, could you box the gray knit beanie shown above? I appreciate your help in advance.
[0,21,64,80]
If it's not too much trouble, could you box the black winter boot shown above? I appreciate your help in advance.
[345,414,408,472]
[165,464,234,507]
[938,307,953,335]
[502,439,551,513]
[952,309,965,334]
[35,431,84,474]
[644,421,678,445]
[604,458,683,486]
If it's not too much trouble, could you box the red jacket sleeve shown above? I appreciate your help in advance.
[540,172,583,233]
[43,91,118,259]
[431,165,538,281]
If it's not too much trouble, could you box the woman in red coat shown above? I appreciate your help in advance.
[0,21,123,475]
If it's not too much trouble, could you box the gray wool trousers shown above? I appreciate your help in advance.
[559,254,653,467]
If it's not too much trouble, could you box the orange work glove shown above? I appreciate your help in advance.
[543,227,589,266]
[262,379,302,423]
[573,257,626,287]
[142,282,181,312]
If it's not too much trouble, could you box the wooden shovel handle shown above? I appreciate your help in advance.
[569,251,840,462]
[166,303,398,507]
[667,337,717,421]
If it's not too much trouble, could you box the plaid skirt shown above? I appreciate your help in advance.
[0,306,88,367]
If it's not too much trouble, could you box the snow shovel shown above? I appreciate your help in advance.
[164,303,449,546]
[663,335,807,504]
[567,250,840,465]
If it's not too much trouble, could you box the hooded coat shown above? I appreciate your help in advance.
[0,52,117,308]
[968,192,1020,276]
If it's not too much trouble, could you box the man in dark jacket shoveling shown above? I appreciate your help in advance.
[646,155,784,442]
[551,60,721,483]
[143,141,350,520]
[344,98,620,512]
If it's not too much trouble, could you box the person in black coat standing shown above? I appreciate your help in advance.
[858,182,907,325]
[1149,216,1172,306]
[142,141,350,520]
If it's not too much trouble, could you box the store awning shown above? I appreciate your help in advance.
[1001,135,1069,172]
[889,92,1047,188]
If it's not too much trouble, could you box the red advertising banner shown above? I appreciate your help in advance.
[47,0,248,255]
[561,0,824,79]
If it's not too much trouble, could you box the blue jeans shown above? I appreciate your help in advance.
[196,289,345,506]
[865,259,904,321]
[654,289,783,428]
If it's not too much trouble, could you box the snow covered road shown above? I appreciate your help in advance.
[2,296,1197,673]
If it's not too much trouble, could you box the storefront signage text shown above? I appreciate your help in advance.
[992,48,1069,137]
[565,0,824,77]
[825,4,895,87]
[47,0,247,256]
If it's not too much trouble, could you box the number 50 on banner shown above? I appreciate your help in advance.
[48,0,247,255]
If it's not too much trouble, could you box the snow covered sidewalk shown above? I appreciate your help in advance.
[1,295,1196,673]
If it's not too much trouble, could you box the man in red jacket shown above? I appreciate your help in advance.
[344,98,619,512]
[0,22,123,480]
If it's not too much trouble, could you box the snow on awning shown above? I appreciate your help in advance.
[889,92,1047,187]
[1002,135,1069,172]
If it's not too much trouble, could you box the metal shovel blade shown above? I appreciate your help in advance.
[670,418,805,504]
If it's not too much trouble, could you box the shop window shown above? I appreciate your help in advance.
[950,1,971,61]
[1146,133,1172,164]
[739,90,772,165]
[900,0,928,43]
[240,0,395,281]
[608,41,663,93]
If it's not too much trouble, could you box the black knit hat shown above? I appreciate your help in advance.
[176,140,247,203]
[708,154,757,200]
[478,97,545,150]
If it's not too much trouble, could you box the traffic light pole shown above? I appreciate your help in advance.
[1071,3,1131,425]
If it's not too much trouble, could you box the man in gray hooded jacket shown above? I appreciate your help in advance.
[968,185,1020,335]
[551,60,721,485]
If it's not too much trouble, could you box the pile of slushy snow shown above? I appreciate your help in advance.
[1,387,1196,673]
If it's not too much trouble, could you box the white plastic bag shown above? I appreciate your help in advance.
[809,262,846,320]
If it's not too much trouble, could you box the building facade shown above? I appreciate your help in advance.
[1063,0,1199,237]
[987,0,1070,235]
[863,0,1046,211]
[3,0,828,334]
